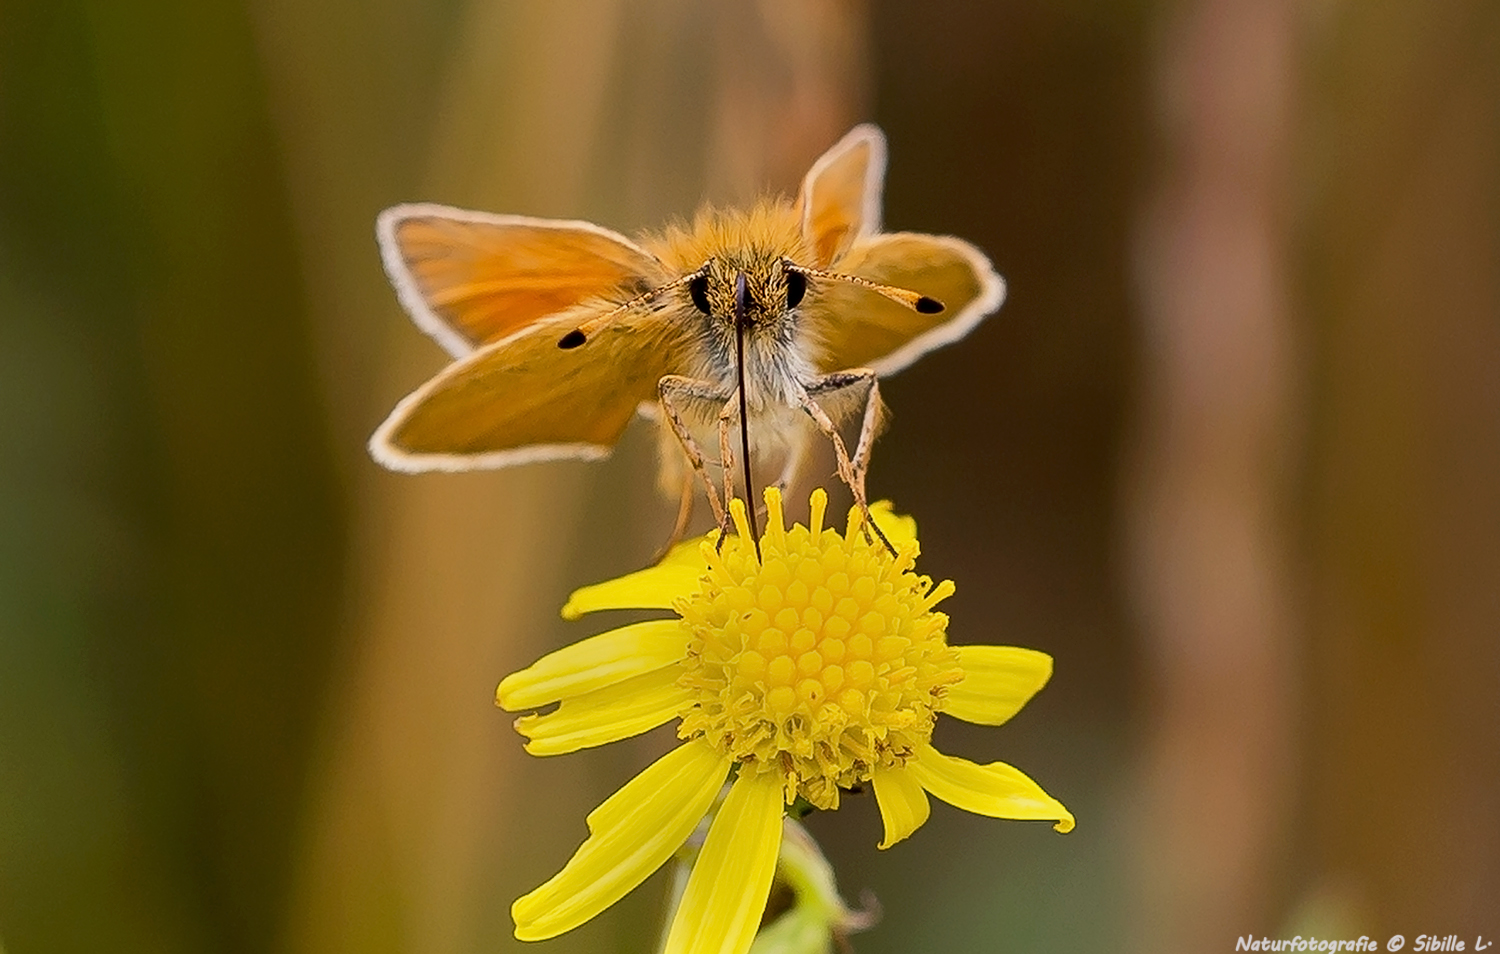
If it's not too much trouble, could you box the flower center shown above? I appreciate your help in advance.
[675,490,962,810]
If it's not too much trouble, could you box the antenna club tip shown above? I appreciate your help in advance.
[915,296,945,314]
[558,329,587,349]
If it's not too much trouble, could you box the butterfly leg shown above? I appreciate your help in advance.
[658,375,732,540]
[800,369,894,554]
[772,429,809,494]
[716,398,738,514]
[670,469,695,540]
[716,393,769,557]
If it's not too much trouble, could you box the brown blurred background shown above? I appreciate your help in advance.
[1,1,1496,953]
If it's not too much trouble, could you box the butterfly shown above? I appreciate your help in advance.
[369,124,1005,545]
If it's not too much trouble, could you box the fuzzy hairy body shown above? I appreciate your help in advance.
[632,200,841,485]
[643,200,818,414]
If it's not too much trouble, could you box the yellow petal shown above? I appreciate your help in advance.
[661,770,785,954]
[945,646,1053,726]
[516,669,694,756]
[868,500,917,547]
[660,532,714,567]
[512,740,730,941]
[908,743,1074,833]
[561,564,703,619]
[497,619,687,710]
[871,764,930,849]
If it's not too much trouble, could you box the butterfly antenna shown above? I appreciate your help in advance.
[783,260,946,315]
[558,266,707,349]
[733,272,761,558]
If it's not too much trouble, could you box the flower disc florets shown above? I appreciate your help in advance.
[675,490,962,809]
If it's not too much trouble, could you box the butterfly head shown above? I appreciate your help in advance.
[685,253,807,334]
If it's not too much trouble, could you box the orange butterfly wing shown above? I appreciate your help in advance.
[809,231,1006,376]
[378,204,665,357]
[797,124,887,268]
[797,126,1004,373]
[369,302,687,471]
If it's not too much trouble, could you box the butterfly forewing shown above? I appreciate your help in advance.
[379,205,664,358]
[797,124,887,267]
[369,303,686,472]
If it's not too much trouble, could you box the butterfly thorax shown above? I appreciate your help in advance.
[642,200,820,411]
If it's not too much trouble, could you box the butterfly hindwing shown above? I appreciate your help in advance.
[808,231,1005,376]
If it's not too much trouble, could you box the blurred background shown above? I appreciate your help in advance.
[2,1,1496,952]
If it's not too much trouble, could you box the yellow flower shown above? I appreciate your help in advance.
[497,488,1073,954]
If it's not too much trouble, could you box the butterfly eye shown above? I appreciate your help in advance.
[785,269,807,309]
[688,275,712,314]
